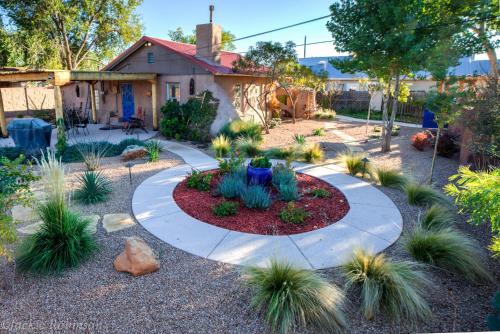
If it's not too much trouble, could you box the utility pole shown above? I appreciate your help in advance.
[303,35,307,58]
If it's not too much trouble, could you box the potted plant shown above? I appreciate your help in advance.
[247,156,272,186]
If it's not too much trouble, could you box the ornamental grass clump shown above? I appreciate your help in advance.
[211,134,231,158]
[272,163,296,188]
[404,183,449,207]
[75,140,111,171]
[74,171,112,204]
[342,249,431,323]
[303,144,324,163]
[146,140,163,162]
[312,128,324,136]
[218,174,246,199]
[420,204,455,230]
[405,227,492,283]
[241,185,271,209]
[220,120,263,142]
[277,182,299,202]
[339,151,368,176]
[237,137,261,157]
[264,146,297,160]
[374,167,408,189]
[279,202,310,224]
[245,259,347,334]
[293,134,306,145]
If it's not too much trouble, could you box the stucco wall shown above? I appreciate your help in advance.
[1,86,55,114]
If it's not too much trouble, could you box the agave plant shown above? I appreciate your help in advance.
[74,171,112,204]
[75,140,111,171]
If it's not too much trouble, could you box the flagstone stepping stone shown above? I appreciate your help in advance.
[102,213,136,233]
[84,215,100,234]
[11,205,38,222]
[17,221,44,235]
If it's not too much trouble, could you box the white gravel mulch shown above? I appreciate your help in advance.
[0,122,498,333]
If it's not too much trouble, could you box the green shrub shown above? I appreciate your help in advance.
[340,151,368,176]
[250,156,271,168]
[293,134,306,145]
[212,201,239,216]
[272,163,296,188]
[186,169,213,191]
[279,202,310,224]
[74,171,112,204]
[310,188,331,198]
[145,140,163,162]
[420,205,455,230]
[211,134,231,158]
[312,128,324,136]
[342,249,431,322]
[17,201,98,274]
[218,174,246,199]
[218,153,245,174]
[241,185,271,209]
[304,144,324,163]
[404,183,449,207]
[245,259,347,334]
[264,146,297,160]
[220,120,263,142]
[405,227,492,282]
[0,147,25,161]
[374,167,408,189]
[236,137,261,157]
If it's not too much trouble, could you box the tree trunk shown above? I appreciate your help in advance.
[365,93,372,138]
[429,127,440,184]
[381,79,392,152]
[486,47,499,81]
[383,74,400,152]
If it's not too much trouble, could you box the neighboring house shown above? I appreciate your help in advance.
[299,56,498,111]
[89,21,266,133]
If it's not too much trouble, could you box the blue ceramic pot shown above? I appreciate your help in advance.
[247,164,272,186]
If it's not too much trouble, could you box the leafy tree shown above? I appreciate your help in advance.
[233,41,297,133]
[327,0,465,152]
[0,0,143,70]
[167,26,236,51]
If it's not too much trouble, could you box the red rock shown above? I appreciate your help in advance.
[114,237,159,277]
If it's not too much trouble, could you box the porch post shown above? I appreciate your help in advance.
[89,82,98,123]
[53,85,64,121]
[0,89,7,138]
[151,80,158,130]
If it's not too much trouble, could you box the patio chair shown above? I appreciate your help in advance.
[73,103,90,136]
[125,106,148,135]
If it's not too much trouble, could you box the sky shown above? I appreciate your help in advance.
[136,0,340,58]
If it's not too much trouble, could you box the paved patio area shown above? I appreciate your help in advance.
[0,123,158,148]
[132,141,403,269]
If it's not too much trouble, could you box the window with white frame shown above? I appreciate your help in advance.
[166,82,180,101]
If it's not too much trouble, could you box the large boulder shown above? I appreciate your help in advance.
[114,237,159,277]
[121,145,147,161]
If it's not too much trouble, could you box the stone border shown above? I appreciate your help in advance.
[132,140,403,269]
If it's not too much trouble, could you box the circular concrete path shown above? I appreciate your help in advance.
[132,140,403,269]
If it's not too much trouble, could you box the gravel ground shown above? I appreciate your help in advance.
[0,122,498,334]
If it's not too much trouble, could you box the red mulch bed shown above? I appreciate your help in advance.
[173,170,350,235]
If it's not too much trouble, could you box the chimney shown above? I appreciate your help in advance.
[195,5,222,64]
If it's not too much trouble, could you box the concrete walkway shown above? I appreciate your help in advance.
[335,114,422,128]
[132,140,403,269]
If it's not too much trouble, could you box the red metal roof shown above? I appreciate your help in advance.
[102,36,241,75]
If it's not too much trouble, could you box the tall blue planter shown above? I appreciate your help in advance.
[247,164,272,186]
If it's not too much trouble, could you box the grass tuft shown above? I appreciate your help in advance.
[405,227,492,282]
[211,134,231,158]
[342,249,431,322]
[74,171,112,204]
[374,167,408,189]
[245,259,347,334]
[404,183,449,207]
[236,137,261,157]
[339,151,368,176]
[303,144,324,163]
[145,140,163,162]
[293,134,306,145]
[420,205,455,230]
[312,128,324,136]
[240,185,271,209]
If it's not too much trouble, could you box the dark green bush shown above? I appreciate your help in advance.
[250,156,271,168]
[219,120,263,142]
[186,169,213,191]
[279,202,310,224]
[160,90,218,142]
[0,147,26,161]
[212,201,239,216]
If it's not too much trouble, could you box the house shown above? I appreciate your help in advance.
[86,19,267,134]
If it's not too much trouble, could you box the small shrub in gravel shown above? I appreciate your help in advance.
[74,171,112,204]
[211,134,231,158]
[314,109,336,120]
[374,167,408,189]
[218,174,246,199]
[272,163,296,188]
[404,227,492,283]
[279,202,310,224]
[264,146,297,160]
[220,120,263,142]
[312,128,324,136]
[293,134,306,145]
[76,140,111,171]
[212,201,238,217]
[411,132,430,151]
[303,144,324,163]
[241,185,271,209]
[342,249,431,322]
[404,183,449,207]
[237,137,261,157]
[420,204,455,230]
[309,188,331,198]
[145,140,163,162]
[340,151,368,176]
[186,169,213,191]
[245,259,347,334]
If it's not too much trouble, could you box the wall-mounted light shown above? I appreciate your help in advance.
[144,41,152,47]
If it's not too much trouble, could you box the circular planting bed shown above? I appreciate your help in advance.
[173,169,350,235]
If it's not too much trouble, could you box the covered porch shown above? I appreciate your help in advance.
[0,70,159,139]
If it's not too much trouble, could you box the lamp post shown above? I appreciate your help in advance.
[361,157,369,178]
[125,162,134,184]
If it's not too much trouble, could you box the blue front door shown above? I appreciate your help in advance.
[121,83,134,121]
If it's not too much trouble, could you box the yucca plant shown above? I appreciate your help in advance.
[75,140,111,171]
[342,249,431,323]
[236,137,261,157]
[303,144,324,163]
[420,204,455,230]
[339,151,368,176]
[293,134,306,145]
[245,259,347,334]
[17,200,97,274]
[405,227,492,282]
[374,167,408,189]
[211,134,231,158]
[146,140,163,162]
[404,183,449,207]
[74,171,112,204]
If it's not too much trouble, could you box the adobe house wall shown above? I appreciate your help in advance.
[0,86,55,124]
